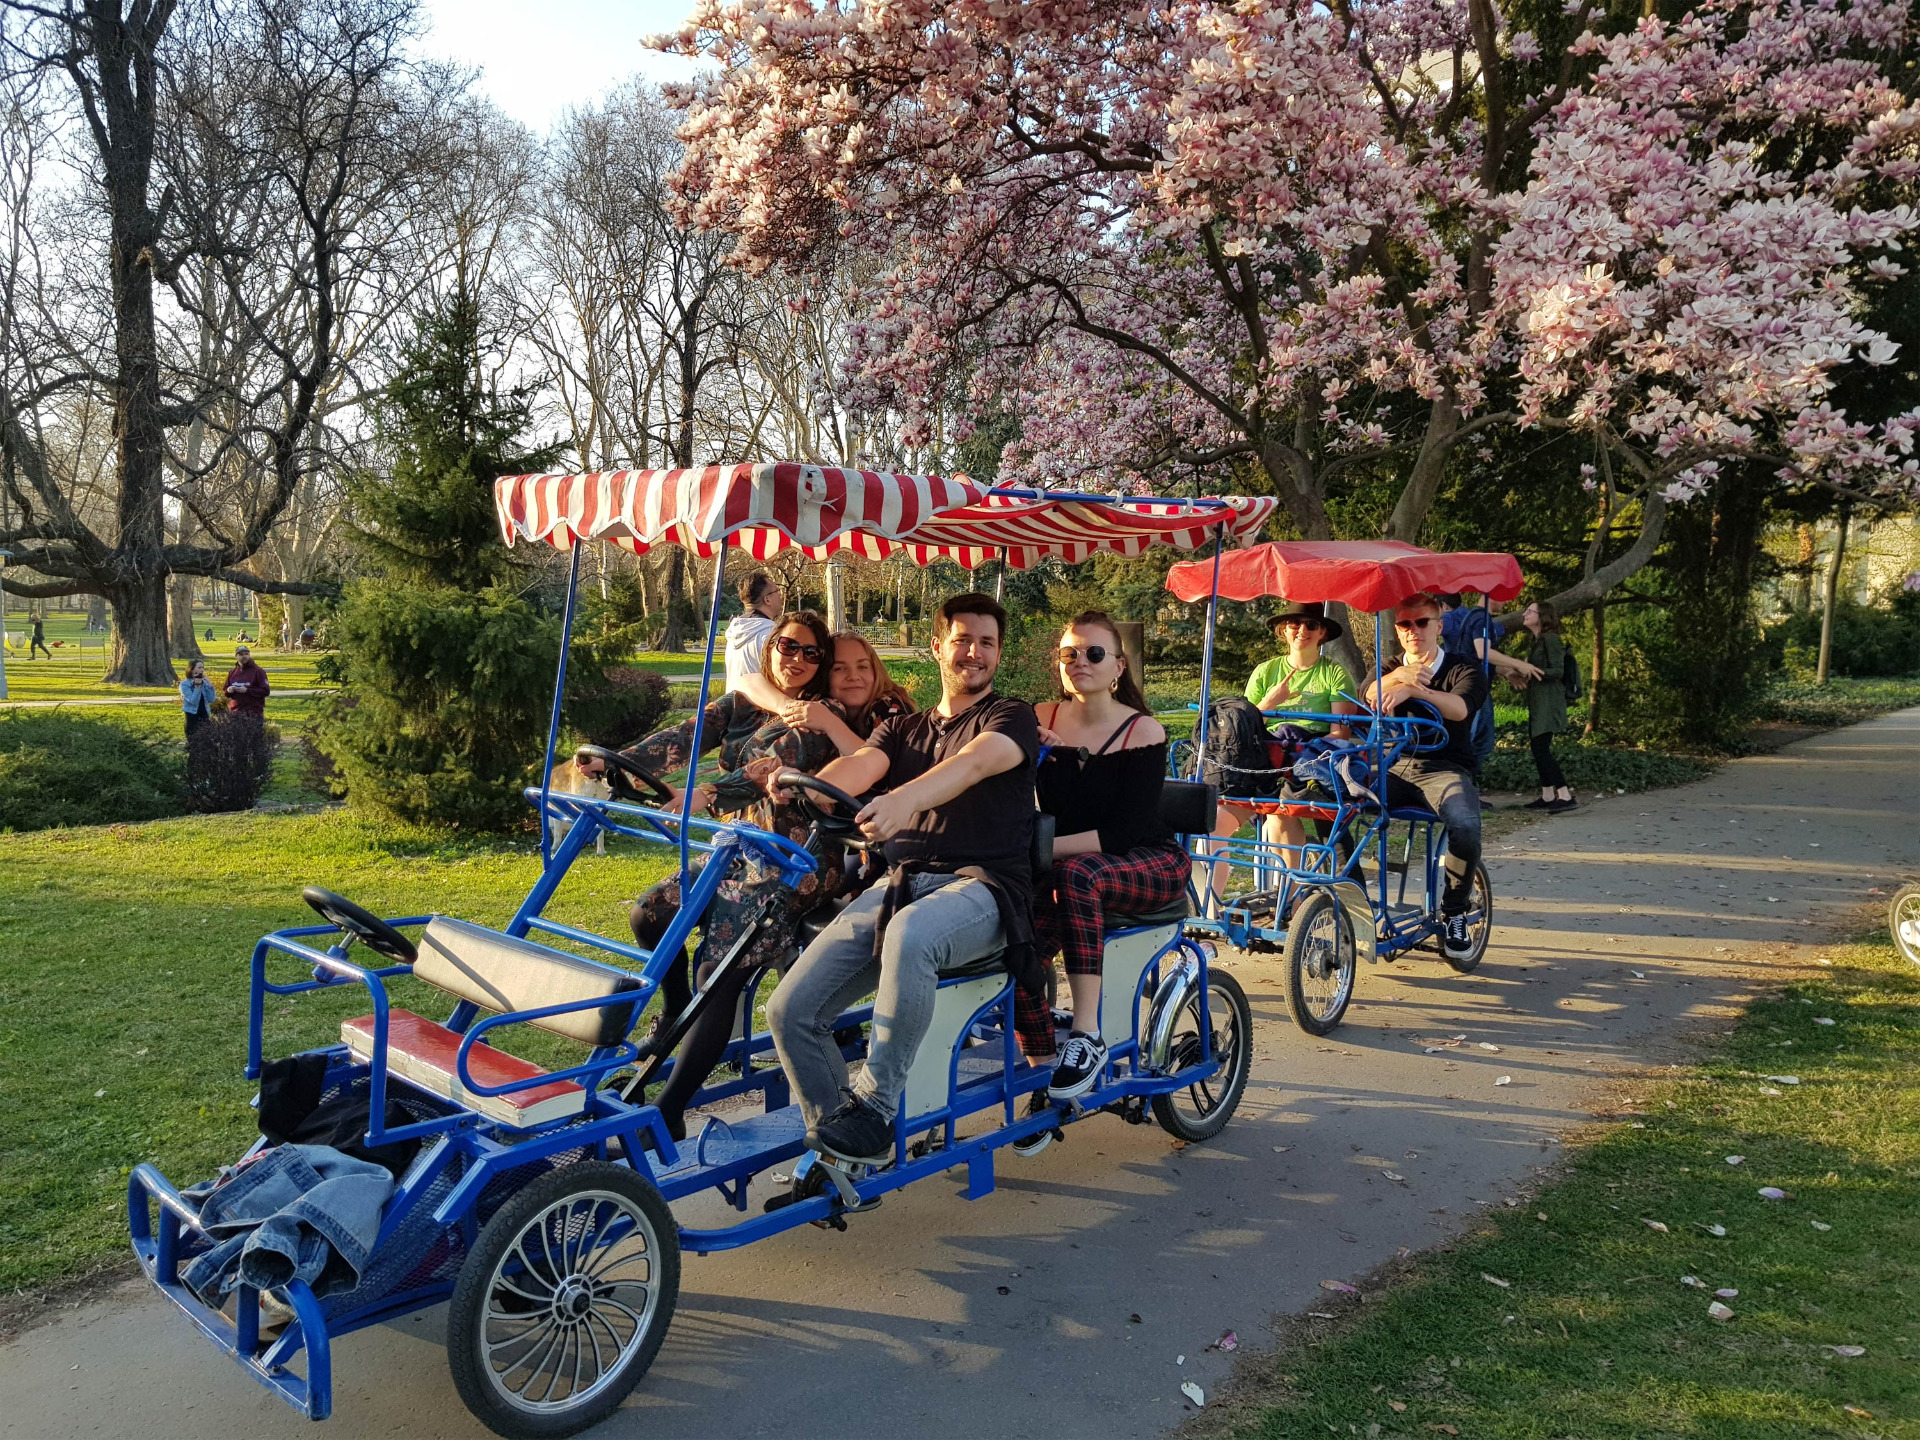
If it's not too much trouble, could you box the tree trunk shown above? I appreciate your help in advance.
[1584,601,1605,738]
[1794,524,1817,613]
[1382,396,1460,543]
[107,577,177,685]
[1816,507,1850,686]
[168,573,202,659]
[660,549,688,652]
[284,592,306,640]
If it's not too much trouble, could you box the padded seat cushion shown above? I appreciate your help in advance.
[413,916,640,1047]
[1107,896,1190,930]
[937,950,1007,982]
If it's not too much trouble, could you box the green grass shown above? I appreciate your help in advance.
[1759,674,1920,731]
[1228,935,1920,1439]
[0,808,676,1291]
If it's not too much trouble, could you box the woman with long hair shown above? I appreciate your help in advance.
[586,610,851,1140]
[735,630,915,754]
[1516,600,1576,812]
[1012,612,1187,1149]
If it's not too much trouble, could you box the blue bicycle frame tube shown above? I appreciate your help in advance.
[678,539,732,886]
[1193,523,1226,769]
[538,540,585,866]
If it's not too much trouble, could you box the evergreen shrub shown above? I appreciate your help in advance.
[0,711,184,831]
[184,716,278,813]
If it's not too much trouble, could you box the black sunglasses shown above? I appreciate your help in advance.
[1394,617,1438,631]
[1056,644,1108,664]
[772,636,827,664]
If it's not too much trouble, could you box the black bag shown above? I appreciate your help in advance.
[1199,696,1282,799]
[258,1054,421,1178]
[1561,646,1584,700]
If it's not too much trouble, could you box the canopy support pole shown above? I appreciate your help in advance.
[538,538,585,867]
[679,538,731,886]
[994,547,1006,602]
[1193,525,1226,771]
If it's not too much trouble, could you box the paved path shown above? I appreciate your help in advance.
[4,710,1915,1439]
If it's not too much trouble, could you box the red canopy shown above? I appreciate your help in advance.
[1166,540,1524,611]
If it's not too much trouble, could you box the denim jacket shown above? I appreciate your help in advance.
[181,1144,394,1304]
[180,676,219,716]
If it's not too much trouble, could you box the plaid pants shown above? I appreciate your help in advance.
[1013,842,1190,1057]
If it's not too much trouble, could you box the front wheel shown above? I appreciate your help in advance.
[1891,882,1920,967]
[447,1162,679,1440]
[1284,889,1357,1035]
[1151,967,1253,1142]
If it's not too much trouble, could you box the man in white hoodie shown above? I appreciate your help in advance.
[723,571,785,693]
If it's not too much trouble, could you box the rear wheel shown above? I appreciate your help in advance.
[1151,967,1252,1142]
[1891,882,1920,967]
[448,1162,679,1439]
[1442,863,1493,974]
[1284,889,1357,1035]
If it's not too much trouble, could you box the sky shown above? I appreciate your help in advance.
[419,0,703,133]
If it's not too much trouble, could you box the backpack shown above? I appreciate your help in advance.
[1561,645,1584,700]
[1198,695,1282,799]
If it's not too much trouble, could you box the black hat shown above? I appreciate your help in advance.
[1267,600,1343,643]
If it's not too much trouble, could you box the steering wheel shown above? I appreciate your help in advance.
[773,768,867,839]
[303,886,418,964]
[572,745,675,806]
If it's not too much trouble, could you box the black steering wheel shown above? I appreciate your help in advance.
[303,886,418,964]
[573,745,675,805]
[774,768,867,838]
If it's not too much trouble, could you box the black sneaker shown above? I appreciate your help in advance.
[1548,795,1579,813]
[1047,1031,1109,1101]
[1524,798,1554,810]
[808,1091,893,1166]
[1441,913,1475,961]
[1010,1090,1058,1158]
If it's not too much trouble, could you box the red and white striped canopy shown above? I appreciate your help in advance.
[494,463,985,557]
[494,464,1276,566]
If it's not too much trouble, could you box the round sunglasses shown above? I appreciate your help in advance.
[1056,644,1110,664]
[772,635,827,664]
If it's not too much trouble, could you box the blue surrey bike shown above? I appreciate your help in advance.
[126,466,1273,1437]
[1167,540,1524,1036]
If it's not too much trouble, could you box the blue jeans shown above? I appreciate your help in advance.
[182,1144,394,1304]
[767,872,1005,1125]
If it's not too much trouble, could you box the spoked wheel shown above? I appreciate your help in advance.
[1283,889,1357,1035]
[448,1163,679,1440]
[1151,967,1253,1142]
[1891,882,1920,967]
[1442,863,1493,974]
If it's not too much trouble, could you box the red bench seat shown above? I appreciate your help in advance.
[342,1009,586,1128]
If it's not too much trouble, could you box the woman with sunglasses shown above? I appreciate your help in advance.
[596,611,852,1139]
[733,630,916,756]
[1011,612,1187,1139]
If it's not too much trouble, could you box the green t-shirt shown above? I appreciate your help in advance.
[1244,654,1351,734]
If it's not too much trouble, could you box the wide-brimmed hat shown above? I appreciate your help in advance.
[1267,600,1343,643]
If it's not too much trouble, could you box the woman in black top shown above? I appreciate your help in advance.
[1018,611,1187,1111]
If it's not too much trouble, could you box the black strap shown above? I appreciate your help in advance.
[1094,712,1145,756]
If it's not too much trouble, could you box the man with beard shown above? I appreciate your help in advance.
[766,592,1041,1166]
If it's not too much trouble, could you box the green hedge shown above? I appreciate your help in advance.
[0,710,185,831]
[1481,737,1717,794]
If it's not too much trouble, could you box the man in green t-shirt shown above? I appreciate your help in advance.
[1202,602,1360,899]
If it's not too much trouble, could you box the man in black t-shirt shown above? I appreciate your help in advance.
[1364,592,1491,962]
[766,593,1040,1166]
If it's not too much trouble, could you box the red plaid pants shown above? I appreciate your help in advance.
[1013,842,1190,1057]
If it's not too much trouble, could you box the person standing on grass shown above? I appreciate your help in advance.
[179,660,218,737]
[724,571,785,694]
[28,614,51,659]
[1514,600,1576,812]
[224,645,271,720]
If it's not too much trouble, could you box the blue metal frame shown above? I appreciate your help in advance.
[128,488,1262,1427]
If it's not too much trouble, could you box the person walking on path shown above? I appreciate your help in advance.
[27,614,51,659]
[223,646,271,720]
[723,572,785,693]
[179,660,219,737]
[1514,600,1575,811]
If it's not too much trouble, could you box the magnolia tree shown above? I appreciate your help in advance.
[659,0,1918,611]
